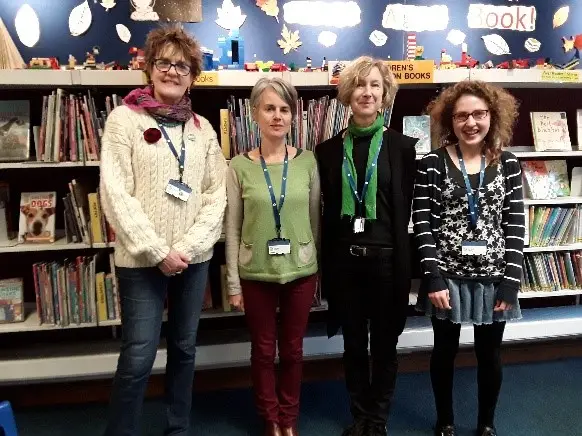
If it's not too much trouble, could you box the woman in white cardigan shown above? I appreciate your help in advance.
[99,26,226,436]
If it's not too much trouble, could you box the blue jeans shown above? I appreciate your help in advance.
[104,261,209,436]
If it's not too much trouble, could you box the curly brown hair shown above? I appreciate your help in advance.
[426,80,519,162]
[143,24,203,82]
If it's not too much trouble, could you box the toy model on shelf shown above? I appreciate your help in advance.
[218,29,245,70]
[128,47,145,70]
[414,46,425,61]
[28,58,60,70]
[455,43,479,68]
[83,46,100,70]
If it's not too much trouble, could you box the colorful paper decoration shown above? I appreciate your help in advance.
[256,0,279,21]
[14,4,40,48]
[116,24,131,43]
[382,4,449,32]
[278,24,302,54]
[406,33,417,60]
[318,31,337,47]
[130,0,159,21]
[524,37,541,52]
[482,34,511,55]
[553,6,569,29]
[100,0,116,11]
[369,30,388,47]
[216,0,247,31]
[69,0,92,36]
[446,29,466,46]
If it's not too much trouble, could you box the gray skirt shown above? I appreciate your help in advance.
[415,277,522,325]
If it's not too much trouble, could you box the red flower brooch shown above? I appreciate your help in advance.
[144,128,161,143]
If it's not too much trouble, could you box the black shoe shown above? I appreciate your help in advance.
[367,422,387,436]
[477,426,497,436]
[341,419,368,436]
[434,424,456,436]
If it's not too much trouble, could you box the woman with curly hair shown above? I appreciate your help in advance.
[412,80,525,436]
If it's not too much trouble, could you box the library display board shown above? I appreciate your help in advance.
[0,69,581,385]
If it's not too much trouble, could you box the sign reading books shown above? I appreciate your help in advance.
[193,72,219,87]
[386,60,434,84]
[18,191,56,243]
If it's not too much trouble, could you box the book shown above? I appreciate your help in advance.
[0,100,30,161]
[18,191,57,243]
[530,112,571,152]
[403,115,431,153]
[0,278,24,323]
[577,109,582,149]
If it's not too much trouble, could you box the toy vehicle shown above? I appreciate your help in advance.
[270,63,288,72]
[244,62,259,71]
[129,47,145,70]
[29,57,60,70]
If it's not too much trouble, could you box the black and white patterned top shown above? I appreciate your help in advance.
[412,147,525,304]
[438,152,506,277]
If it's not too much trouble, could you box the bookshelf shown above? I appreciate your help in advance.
[1,69,582,384]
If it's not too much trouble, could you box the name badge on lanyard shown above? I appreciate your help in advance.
[456,144,487,256]
[160,125,190,202]
[260,147,291,255]
[343,138,383,233]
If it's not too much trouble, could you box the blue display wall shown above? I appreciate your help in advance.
[0,0,581,70]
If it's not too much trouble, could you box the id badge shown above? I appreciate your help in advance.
[461,240,487,256]
[268,238,291,255]
[353,217,365,234]
[165,179,192,202]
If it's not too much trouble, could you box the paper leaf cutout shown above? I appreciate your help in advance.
[277,24,302,54]
[524,38,541,53]
[369,30,387,47]
[553,6,569,29]
[116,24,131,43]
[446,29,466,46]
[318,31,337,47]
[482,34,510,55]
[216,0,247,31]
[100,0,116,11]
[69,0,92,36]
[15,4,40,48]
[256,0,279,21]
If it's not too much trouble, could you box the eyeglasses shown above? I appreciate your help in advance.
[452,109,489,123]
[154,59,192,76]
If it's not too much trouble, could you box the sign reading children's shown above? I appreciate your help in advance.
[386,60,434,84]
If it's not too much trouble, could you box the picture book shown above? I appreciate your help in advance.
[521,161,551,199]
[530,112,571,152]
[403,115,431,153]
[18,191,57,243]
[0,100,30,161]
[0,278,24,323]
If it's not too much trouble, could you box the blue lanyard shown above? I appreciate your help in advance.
[342,138,383,217]
[455,144,485,230]
[259,146,289,239]
[159,125,186,183]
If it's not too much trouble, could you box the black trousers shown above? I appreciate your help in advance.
[430,317,506,429]
[334,251,403,425]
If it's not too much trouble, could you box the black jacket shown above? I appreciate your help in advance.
[315,128,418,337]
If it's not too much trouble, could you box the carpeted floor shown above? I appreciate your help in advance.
[13,357,582,436]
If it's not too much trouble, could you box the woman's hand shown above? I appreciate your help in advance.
[158,249,189,276]
[229,294,244,312]
[429,290,452,310]
[494,300,513,312]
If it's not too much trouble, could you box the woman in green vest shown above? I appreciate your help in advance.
[225,77,320,436]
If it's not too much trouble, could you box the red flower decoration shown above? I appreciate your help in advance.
[144,128,161,143]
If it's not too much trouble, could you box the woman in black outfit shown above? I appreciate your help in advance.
[413,80,524,436]
[315,56,418,436]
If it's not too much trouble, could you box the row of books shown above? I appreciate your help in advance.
[0,93,123,164]
[522,251,582,293]
[526,206,582,247]
[32,253,119,326]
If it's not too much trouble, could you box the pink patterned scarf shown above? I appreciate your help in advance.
[123,85,200,128]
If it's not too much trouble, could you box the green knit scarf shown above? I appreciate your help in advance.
[341,114,384,220]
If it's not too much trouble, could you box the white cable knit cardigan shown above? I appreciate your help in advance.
[99,105,227,268]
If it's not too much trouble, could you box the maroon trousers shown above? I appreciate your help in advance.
[241,274,317,428]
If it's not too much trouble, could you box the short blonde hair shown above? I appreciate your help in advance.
[337,56,398,108]
[144,24,203,82]
[250,77,298,119]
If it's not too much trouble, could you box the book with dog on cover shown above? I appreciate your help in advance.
[18,191,57,243]
[0,278,24,323]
